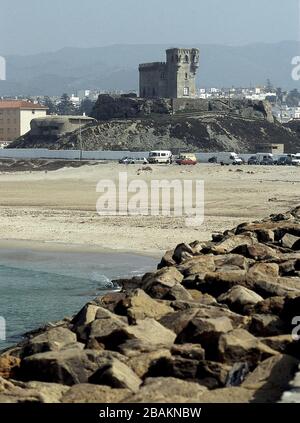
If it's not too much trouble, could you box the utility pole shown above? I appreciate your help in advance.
[79,117,82,161]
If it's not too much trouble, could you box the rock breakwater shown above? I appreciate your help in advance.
[1,206,300,403]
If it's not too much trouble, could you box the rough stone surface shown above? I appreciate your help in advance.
[61,384,131,403]
[2,205,300,403]
[115,289,173,322]
[124,377,208,403]
[218,286,264,313]
[218,329,278,366]
[89,358,142,392]
[21,327,79,357]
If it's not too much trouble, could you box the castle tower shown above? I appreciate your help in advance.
[139,47,199,99]
[166,48,199,98]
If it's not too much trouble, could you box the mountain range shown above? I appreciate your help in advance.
[1,41,300,96]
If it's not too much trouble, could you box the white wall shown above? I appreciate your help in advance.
[20,110,47,136]
[0,149,286,162]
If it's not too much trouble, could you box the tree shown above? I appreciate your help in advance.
[276,88,283,104]
[44,96,57,115]
[57,93,77,115]
[265,79,273,92]
[79,98,95,116]
[286,89,300,107]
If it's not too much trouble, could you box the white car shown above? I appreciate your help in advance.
[119,157,148,164]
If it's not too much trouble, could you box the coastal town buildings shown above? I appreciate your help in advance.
[0,100,48,142]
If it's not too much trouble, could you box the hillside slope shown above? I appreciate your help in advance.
[9,113,300,153]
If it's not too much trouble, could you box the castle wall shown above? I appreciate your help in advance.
[139,63,168,98]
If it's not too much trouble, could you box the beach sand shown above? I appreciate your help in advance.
[0,163,299,256]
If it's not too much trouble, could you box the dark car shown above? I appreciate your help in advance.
[261,157,275,165]
[247,156,259,165]
[277,156,292,166]
[208,156,217,163]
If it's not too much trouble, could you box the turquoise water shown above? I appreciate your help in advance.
[0,248,157,350]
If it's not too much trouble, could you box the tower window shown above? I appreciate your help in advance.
[185,55,189,63]
[185,73,188,80]
[183,87,189,96]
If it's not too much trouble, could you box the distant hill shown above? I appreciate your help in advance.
[0,41,300,96]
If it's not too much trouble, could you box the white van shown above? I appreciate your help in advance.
[217,152,243,165]
[148,150,173,164]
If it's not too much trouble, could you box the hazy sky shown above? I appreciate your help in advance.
[0,0,299,55]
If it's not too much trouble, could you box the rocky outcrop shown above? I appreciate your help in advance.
[91,95,275,123]
[1,206,300,402]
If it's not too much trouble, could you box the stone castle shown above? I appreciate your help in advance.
[139,48,199,99]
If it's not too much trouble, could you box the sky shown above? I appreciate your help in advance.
[0,0,299,55]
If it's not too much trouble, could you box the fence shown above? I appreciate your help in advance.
[0,149,281,163]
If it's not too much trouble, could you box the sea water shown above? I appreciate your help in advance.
[0,247,157,350]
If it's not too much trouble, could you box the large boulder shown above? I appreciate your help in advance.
[281,233,300,250]
[171,344,205,361]
[259,335,299,355]
[21,327,80,357]
[87,308,127,349]
[147,356,200,380]
[176,317,233,359]
[249,314,286,337]
[116,318,176,348]
[124,377,208,403]
[61,384,131,403]
[141,267,184,299]
[218,329,278,367]
[193,386,255,403]
[89,358,142,392]
[178,256,216,276]
[0,355,20,379]
[211,234,255,254]
[114,289,173,322]
[0,377,69,403]
[242,354,300,402]
[218,286,264,314]
[19,349,123,386]
[200,270,248,297]
[127,349,171,378]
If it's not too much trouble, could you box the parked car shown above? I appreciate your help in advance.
[248,153,275,165]
[277,156,292,166]
[208,156,217,163]
[261,156,275,165]
[119,157,148,164]
[248,156,259,165]
[287,154,300,166]
[176,153,197,165]
[148,150,173,164]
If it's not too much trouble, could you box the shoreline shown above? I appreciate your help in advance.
[0,238,162,259]
[1,205,299,403]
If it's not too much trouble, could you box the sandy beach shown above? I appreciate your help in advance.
[0,162,299,256]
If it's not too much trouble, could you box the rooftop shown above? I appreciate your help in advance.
[32,115,95,121]
[0,100,48,110]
